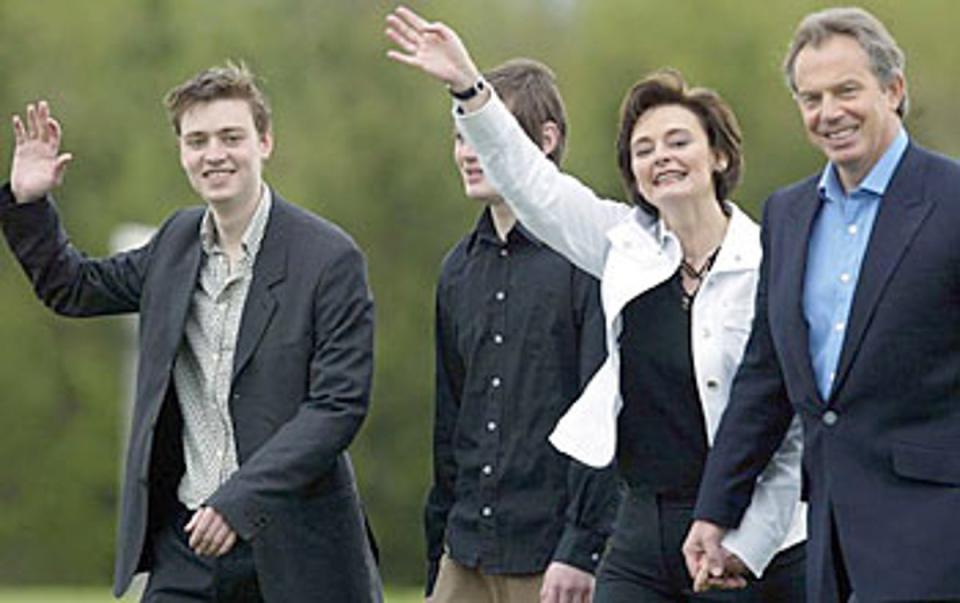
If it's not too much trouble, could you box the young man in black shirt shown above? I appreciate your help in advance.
[425,58,618,603]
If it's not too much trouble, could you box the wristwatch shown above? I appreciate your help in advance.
[448,77,486,101]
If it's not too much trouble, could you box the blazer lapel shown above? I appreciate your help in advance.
[159,213,204,368]
[831,146,933,398]
[778,180,824,406]
[233,203,287,381]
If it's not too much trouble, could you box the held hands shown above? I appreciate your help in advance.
[11,101,73,204]
[682,520,749,593]
[185,505,238,557]
[385,6,482,92]
[540,561,594,603]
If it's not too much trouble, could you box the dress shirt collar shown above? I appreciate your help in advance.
[465,206,545,255]
[199,183,272,259]
[817,127,909,202]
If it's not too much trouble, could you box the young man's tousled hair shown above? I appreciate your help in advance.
[164,60,272,136]
[484,58,568,165]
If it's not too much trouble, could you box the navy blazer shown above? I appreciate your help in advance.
[694,144,960,602]
[0,186,382,602]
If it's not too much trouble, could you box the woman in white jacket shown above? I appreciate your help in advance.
[387,8,805,602]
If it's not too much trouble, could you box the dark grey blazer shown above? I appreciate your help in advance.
[694,144,960,601]
[0,185,381,602]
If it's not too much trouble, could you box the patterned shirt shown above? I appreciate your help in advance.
[174,186,272,509]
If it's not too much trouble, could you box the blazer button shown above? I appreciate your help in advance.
[822,410,838,426]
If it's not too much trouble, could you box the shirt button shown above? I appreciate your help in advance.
[706,378,720,390]
[482,464,493,476]
[702,328,711,339]
[481,506,493,517]
[823,410,839,426]
[834,322,845,332]
[591,552,601,562]
[495,291,506,301]
[486,421,497,432]
[848,224,858,235]
[493,333,504,345]
[491,376,501,388]
[840,273,851,283]
[499,248,509,258]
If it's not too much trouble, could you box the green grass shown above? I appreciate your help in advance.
[0,587,422,602]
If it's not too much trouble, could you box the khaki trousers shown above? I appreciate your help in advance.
[429,555,543,603]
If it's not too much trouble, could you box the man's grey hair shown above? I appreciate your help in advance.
[783,6,908,117]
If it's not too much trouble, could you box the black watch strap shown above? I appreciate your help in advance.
[449,78,486,101]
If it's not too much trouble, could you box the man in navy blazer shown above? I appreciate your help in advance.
[0,64,381,601]
[684,7,960,601]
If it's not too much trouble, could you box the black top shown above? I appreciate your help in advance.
[426,209,619,592]
[618,273,709,497]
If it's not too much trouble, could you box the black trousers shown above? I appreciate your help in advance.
[141,503,263,603]
[595,489,805,603]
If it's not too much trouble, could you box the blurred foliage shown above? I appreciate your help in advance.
[0,0,958,589]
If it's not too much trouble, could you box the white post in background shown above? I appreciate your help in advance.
[110,223,156,600]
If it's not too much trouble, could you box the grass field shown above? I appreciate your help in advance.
[0,587,421,602]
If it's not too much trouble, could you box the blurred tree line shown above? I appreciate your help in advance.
[0,0,957,588]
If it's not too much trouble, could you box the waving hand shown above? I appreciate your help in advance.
[385,6,483,93]
[11,101,73,204]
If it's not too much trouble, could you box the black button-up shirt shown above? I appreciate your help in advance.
[425,209,618,592]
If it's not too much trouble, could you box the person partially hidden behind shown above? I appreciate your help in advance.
[0,62,382,602]
[424,58,619,603]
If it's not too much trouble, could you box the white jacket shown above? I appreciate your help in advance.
[455,91,805,577]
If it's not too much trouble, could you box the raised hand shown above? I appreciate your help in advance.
[11,101,73,204]
[384,6,482,92]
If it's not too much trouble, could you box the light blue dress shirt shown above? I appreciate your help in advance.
[803,128,909,400]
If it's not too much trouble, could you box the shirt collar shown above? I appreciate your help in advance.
[465,207,543,255]
[711,202,761,273]
[629,206,670,248]
[651,214,670,248]
[818,127,909,202]
[200,183,273,258]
